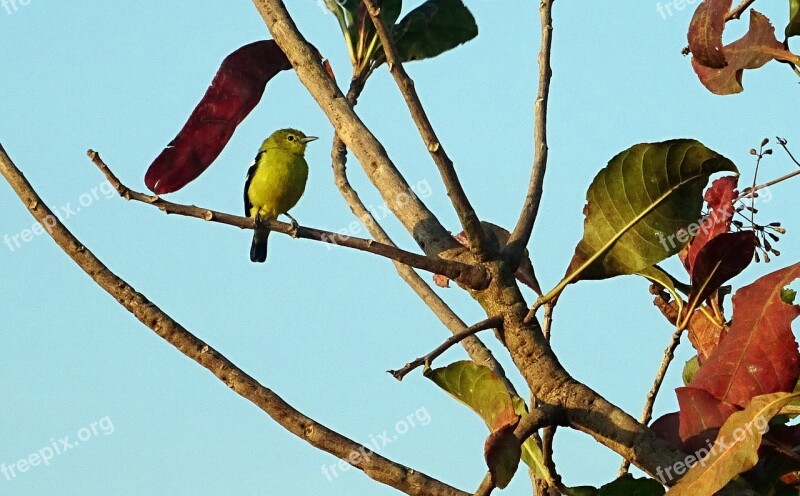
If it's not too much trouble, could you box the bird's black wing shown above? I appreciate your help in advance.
[243,153,261,217]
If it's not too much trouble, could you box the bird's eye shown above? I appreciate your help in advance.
[287,136,295,142]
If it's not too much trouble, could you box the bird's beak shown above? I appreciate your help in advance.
[300,136,318,144]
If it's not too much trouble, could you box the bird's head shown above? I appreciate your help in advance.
[261,128,318,155]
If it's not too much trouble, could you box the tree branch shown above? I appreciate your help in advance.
[727,0,757,21]
[506,0,555,270]
[86,150,489,289]
[388,316,503,381]
[250,3,759,492]
[738,168,800,199]
[362,0,490,260]
[619,325,684,476]
[251,0,461,259]
[0,143,468,496]
[333,78,517,395]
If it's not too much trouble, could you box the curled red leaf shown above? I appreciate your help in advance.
[145,40,292,194]
[691,11,800,95]
[688,0,733,68]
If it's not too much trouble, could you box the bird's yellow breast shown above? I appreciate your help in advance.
[247,148,309,219]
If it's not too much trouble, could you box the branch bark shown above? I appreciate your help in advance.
[506,0,555,270]
[362,0,490,260]
[86,150,488,289]
[0,143,468,496]
[620,325,684,476]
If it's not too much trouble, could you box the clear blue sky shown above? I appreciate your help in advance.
[1,1,798,494]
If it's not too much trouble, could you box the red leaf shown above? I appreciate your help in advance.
[651,412,683,450]
[484,406,521,489]
[681,175,739,274]
[686,309,727,363]
[687,230,756,310]
[691,11,800,95]
[688,0,733,68]
[690,263,800,407]
[677,386,739,453]
[144,41,292,194]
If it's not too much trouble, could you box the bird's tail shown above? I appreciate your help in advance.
[250,228,270,263]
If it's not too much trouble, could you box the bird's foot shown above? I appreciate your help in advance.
[254,213,266,230]
[288,218,300,238]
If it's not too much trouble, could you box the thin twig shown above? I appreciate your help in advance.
[539,302,560,494]
[389,317,503,381]
[362,0,490,260]
[750,142,766,226]
[86,150,489,290]
[727,0,757,21]
[506,0,556,270]
[619,326,684,475]
[334,78,518,395]
[738,167,800,199]
[644,327,685,424]
[777,137,800,168]
[0,143,469,496]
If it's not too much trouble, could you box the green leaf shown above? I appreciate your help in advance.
[665,392,800,496]
[597,474,665,496]
[788,0,800,38]
[566,487,599,496]
[563,139,738,285]
[781,287,797,304]
[683,356,700,386]
[427,361,555,485]
[391,0,478,62]
[324,0,358,32]
[520,434,551,484]
[426,360,519,430]
[379,0,403,28]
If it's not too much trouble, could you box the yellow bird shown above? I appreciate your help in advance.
[244,128,317,262]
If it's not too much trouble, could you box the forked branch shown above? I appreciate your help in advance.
[507,0,555,270]
[362,0,490,260]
